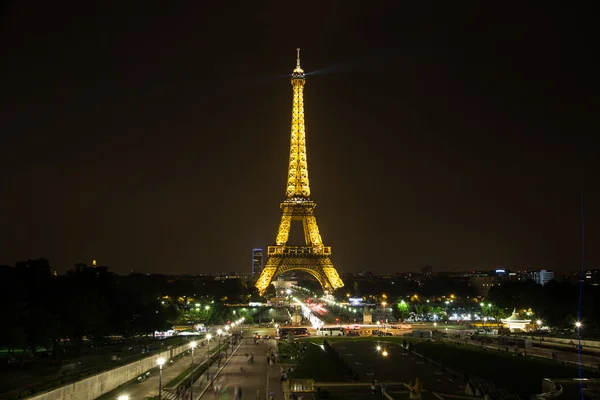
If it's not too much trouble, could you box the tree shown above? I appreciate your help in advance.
[393,299,410,322]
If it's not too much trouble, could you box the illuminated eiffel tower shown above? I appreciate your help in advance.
[255,49,344,296]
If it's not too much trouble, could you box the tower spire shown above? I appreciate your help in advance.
[287,48,309,198]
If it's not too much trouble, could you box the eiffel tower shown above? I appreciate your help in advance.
[255,49,344,296]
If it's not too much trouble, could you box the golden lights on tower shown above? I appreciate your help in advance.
[254,49,344,296]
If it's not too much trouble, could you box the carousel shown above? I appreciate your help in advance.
[500,308,531,332]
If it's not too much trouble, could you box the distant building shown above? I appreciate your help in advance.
[466,272,498,298]
[421,265,433,277]
[70,260,109,276]
[252,248,263,278]
[533,270,554,286]
[584,269,600,285]
[214,272,251,280]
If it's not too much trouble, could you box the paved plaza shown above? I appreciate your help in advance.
[332,341,465,394]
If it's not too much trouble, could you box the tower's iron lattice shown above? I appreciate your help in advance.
[255,49,344,296]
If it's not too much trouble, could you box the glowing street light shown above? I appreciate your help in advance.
[376,345,382,351]
[576,321,582,329]
[157,358,166,400]
[117,396,129,400]
[382,350,388,357]
[536,320,542,327]
[205,305,210,310]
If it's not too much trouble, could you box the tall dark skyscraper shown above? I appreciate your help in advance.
[252,248,263,278]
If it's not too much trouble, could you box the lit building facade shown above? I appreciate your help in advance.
[533,269,554,286]
[252,248,264,278]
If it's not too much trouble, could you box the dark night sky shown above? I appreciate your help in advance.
[0,2,596,274]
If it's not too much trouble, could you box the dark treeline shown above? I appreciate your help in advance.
[488,280,600,330]
[342,276,600,331]
[345,276,475,298]
[0,259,257,363]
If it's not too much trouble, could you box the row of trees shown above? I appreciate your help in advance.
[487,279,600,330]
[0,259,259,363]
[381,278,600,331]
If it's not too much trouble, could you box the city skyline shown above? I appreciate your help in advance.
[1,2,596,275]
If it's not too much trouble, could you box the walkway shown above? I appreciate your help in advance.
[107,342,225,400]
[120,353,196,399]
[195,339,284,400]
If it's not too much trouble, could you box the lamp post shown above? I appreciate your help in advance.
[117,396,129,400]
[190,341,197,398]
[206,334,212,381]
[224,326,230,357]
[157,357,165,400]
[535,320,542,347]
[217,329,223,368]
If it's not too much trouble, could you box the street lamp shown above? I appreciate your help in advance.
[217,329,223,368]
[189,342,197,398]
[382,350,388,357]
[575,321,582,329]
[376,345,382,352]
[206,334,212,381]
[224,326,230,357]
[157,357,165,400]
[117,396,129,400]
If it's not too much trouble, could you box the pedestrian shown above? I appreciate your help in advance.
[238,386,243,400]
[216,380,222,399]
[380,382,386,395]
[371,381,376,395]
[234,386,239,400]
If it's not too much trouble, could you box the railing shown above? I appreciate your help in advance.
[268,246,331,256]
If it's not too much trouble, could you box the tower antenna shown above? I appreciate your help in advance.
[296,48,301,68]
